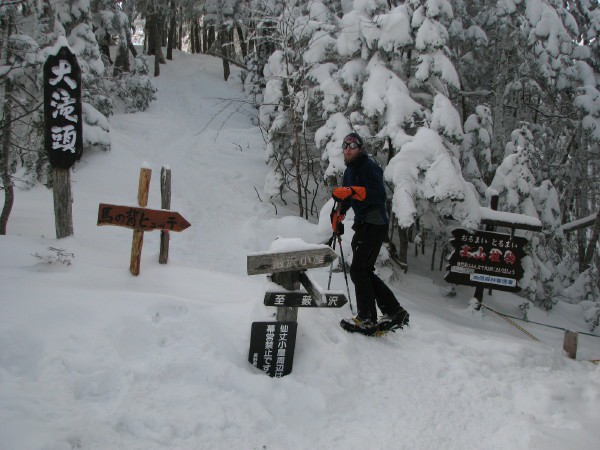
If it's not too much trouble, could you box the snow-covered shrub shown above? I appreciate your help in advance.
[112,56,156,113]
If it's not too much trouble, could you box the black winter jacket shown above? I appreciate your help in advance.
[340,153,389,225]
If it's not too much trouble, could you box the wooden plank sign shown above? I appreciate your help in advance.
[264,291,347,308]
[97,203,191,232]
[44,46,83,169]
[248,322,297,378]
[445,228,528,292]
[247,247,337,275]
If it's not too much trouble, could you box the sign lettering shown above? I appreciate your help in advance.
[247,247,338,275]
[248,322,297,378]
[44,47,83,169]
[97,203,190,232]
[264,291,347,308]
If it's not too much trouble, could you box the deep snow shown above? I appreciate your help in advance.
[1,51,599,450]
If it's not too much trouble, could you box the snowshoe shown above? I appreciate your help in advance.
[340,316,379,336]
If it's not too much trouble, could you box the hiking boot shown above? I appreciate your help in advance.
[378,309,409,330]
[340,316,377,334]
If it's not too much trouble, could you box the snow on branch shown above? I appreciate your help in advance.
[385,128,480,229]
[560,212,599,234]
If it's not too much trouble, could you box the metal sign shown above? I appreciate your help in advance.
[444,228,528,292]
[247,247,338,275]
[264,291,347,308]
[44,46,83,169]
[97,203,191,232]
[248,322,297,378]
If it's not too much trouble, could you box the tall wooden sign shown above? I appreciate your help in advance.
[247,245,347,378]
[44,46,83,239]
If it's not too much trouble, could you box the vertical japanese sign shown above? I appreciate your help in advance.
[445,228,528,292]
[44,46,83,169]
[248,322,297,378]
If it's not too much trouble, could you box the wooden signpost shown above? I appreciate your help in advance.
[44,45,83,239]
[445,194,542,308]
[247,245,347,377]
[97,166,190,276]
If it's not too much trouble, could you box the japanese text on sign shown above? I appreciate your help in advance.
[49,61,79,153]
[99,205,179,231]
[44,47,83,169]
[445,228,528,293]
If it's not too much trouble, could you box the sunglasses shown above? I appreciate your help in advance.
[342,141,361,149]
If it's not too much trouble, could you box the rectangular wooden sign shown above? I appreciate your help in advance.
[97,203,190,232]
[264,291,347,308]
[445,228,528,292]
[248,321,297,378]
[247,247,337,275]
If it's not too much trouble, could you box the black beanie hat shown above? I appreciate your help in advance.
[343,132,364,147]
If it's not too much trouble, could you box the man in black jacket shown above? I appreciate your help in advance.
[331,132,409,335]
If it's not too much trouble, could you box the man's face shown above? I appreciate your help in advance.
[342,138,362,163]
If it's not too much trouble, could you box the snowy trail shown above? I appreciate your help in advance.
[1,52,599,450]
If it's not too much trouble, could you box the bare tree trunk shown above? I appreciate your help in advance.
[177,7,183,50]
[190,21,196,53]
[99,31,113,64]
[154,23,161,77]
[194,19,201,53]
[398,227,409,270]
[236,24,247,59]
[114,35,130,76]
[167,1,176,61]
[581,210,600,273]
[152,15,165,77]
[1,78,14,235]
[0,15,14,235]
[207,25,215,51]
[220,26,230,81]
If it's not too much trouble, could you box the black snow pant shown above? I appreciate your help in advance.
[350,222,402,322]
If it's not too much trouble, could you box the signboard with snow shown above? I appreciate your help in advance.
[445,228,528,292]
[44,46,83,169]
[248,321,297,378]
[247,246,337,275]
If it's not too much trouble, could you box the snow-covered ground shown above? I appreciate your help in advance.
[1,51,599,450]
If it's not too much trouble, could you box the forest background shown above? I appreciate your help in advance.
[1,0,599,329]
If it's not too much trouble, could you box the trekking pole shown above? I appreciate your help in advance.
[336,233,355,314]
[327,231,337,290]
[328,200,355,314]
[327,201,340,290]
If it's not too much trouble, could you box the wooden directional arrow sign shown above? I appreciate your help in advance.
[264,291,347,308]
[97,203,191,232]
[247,246,338,275]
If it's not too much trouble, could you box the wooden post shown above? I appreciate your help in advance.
[159,166,171,264]
[53,168,74,239]
[563,330,578,360]
[273,271,300,322]
[475,194,500,308]
[130,167,151,276]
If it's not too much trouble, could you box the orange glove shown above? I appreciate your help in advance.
[332,186,366,201]
[330,210,345,233]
